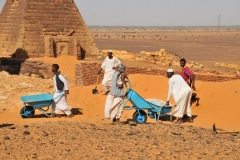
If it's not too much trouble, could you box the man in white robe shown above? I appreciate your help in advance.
[99,50,121,94]
[104,64,127,122]
[52,64,73,118]
[166,69,193,124]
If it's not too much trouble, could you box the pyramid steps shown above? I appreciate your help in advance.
[0,0,99,59]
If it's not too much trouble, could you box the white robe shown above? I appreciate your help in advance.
[101,57,121,86]
[167,74,192,118]
[104,95,123,119]
[104,74,124,119]
[52,74,71,113]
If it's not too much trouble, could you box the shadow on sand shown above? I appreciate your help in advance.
[20,108,84,119]
[191,93,200,106]
[0,48,29,75]
[0,123,15,128]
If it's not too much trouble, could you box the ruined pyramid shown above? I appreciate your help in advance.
[0,0,99,59]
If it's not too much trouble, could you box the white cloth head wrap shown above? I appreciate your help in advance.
[108,49,112,53]
[167,69,174,73]
[118,64,125,73]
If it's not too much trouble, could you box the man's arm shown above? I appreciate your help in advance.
[121,73,127,81]
[113,58,121,70]
[99,58,107,74]
[117,73,127,88]
[166,80,173,105]
[116,58,121,65]
[184,67,196,90]
[190,74,196,91]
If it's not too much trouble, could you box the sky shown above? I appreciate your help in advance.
[0,0,240,26]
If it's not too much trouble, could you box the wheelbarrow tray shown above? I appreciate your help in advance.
[124,88,172,123]
[125,89,172,112]
[20,94,53,109]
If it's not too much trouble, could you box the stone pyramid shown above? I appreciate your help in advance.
[0,0,99,59]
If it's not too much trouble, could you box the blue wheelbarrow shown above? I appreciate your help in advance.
[20,91,65,118]
[122,78,173,123]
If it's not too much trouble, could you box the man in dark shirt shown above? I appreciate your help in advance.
[180,58,197,121]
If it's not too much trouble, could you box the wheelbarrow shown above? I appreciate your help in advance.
[122,78,173,123]
[19,91,65,118]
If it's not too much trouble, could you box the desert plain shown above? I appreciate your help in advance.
[92,27,240,65]
[0,27,240,159]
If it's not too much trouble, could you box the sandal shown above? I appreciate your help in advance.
[65,114,74,118]
[175,118,183,124]
[188,117,193,122]
[112,118,116,122]
[182,114,188,119]
[112,118,120,123]
[50,114,56,118]
[56,114,61,118]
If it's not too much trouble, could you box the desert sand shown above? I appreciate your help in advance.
[0,54,240,159]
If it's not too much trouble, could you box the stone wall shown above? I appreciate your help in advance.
[75,63,104,86]
[75,62,240,86]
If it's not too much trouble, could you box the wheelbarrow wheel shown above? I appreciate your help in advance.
[20,106,35,118]
[133,110,147,123]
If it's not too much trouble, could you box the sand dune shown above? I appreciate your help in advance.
[67,74,240,130]
[1,73,239,131]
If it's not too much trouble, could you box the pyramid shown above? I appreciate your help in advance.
[0,0,99,59]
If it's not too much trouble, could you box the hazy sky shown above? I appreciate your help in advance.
[0,0,240,26]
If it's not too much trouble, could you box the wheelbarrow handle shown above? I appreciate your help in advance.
[52,92,66,100]
[162,104,174,108]
[50,90,56,95]
[124,77,132,91]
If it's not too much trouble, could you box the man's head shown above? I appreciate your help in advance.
[167,69,174,78]
[180,58,186,68]
[118,63,125,73]
[52,64,59,73]
[107,50,113,59]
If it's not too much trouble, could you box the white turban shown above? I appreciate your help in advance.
[108,49,112,53]
[167,69,174,73]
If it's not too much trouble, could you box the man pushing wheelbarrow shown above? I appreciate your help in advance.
[166,69,193,124]
[104,63,127,122]
[104,64,173,124]
[51,64,73,118]
[20,64,73,118]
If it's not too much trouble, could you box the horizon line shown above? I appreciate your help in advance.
[88,25,240,28]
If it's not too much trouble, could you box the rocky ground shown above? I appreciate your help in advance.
[99,49,240,76]
[0,121,239,160]
[0,59,240,159]
[0,71,53,114]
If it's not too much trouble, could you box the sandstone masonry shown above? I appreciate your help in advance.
[75,63,240,86]
[0,0,99,59]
